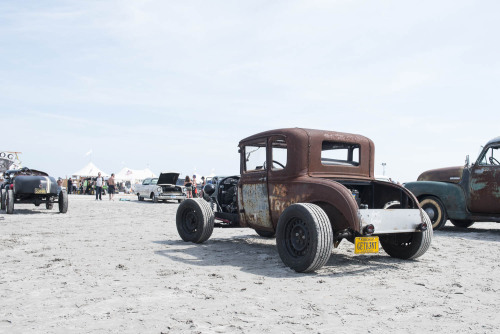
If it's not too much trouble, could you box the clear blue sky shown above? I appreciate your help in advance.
[2,0,499,182]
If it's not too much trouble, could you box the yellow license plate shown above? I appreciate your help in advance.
[355,236,379,254]
[34,188,47,194]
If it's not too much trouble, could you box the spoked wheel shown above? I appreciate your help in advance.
[419,196,447,230]
[255,229,276,238]
[380,209,433,259]
[450,220,475,228]
[176,198,214,243]
[59,190,68,213]
[6,189,14,214]
[276,203,333,273]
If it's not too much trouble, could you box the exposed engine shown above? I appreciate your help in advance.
[216,176,240,214]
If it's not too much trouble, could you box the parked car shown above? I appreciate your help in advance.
[176,128,432,272]
[405,136,500,230]
[135,172,186,203]
[1,167,68,214]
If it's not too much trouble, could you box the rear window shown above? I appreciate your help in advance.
[321,141,360,166]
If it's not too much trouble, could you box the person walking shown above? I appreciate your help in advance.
[67,178,73,194]
[95,172,103,200]
[184,175,192,199]
[108,173,116,201]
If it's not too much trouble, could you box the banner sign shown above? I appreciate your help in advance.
[0,151,22,173]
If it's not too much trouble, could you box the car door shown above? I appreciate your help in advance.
[140,178,151,196]
[239,138,273,230]
[468,145,500,213]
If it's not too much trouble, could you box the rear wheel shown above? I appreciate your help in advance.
[419,196,447,230]
[276,203,333,273]
[450,220,475,228]
[59,190,68,213]
[380,210,433,259]
[255,229,276,238]
[137,194,144,201]
[176,198,214,243]
[6,189,14,214]
[0,189,5,210]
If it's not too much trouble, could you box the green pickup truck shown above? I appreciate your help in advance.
[405,136,500,230]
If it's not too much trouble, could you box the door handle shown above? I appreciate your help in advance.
[258,177,267,182]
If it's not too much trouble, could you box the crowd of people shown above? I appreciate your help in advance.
[183,175,206,198]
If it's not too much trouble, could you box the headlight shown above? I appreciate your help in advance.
[157,187,162,193]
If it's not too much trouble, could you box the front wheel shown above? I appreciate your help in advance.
[152,193,159,203]
[176,198,214,243]
[450,220,475,228]
[0,189,5,210]
[255,229,276,238]
[419,196,447,230]
[276,203,333,273]
[6,189,14,214]
[380,210,433,259]
[59,190,68,213]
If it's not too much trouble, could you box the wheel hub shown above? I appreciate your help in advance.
[183,211,197,233]
[423,206,435,220]
[288,219,309,253]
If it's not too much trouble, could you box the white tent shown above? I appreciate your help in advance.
[115,167,156,182]
[72,162,109,177]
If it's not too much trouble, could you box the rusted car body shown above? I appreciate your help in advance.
[405,136,500,229]
[176,128,432,272]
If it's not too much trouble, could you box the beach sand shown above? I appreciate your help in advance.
[1,194,499,333]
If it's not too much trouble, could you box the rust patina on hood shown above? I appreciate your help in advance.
[417,166,464,183]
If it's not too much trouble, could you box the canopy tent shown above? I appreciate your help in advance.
[72,162,109,177]
[115,167,157,182]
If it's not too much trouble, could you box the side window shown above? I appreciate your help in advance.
[321,141,360,166]
[479,147,500,166]
[244,140,267,172]
[151,179,158,185]
[271,139,287,170]
[143,179,150,185]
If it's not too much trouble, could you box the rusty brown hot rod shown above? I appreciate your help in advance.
[176,128,432,272]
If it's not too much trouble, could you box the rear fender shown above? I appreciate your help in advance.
[405,181,468,220]
[268,178,361,233]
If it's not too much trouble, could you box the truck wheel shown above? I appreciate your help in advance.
[46,203,54,210]
[152,193,158,203]
[58,190,68,213]
[6,189,14,214]
[380,210,433,260]
[176,198,214,243]
[255,229,276,238]
[0,189,5,210]
[419,196,447,230]
[276,203,333,273]
[450,220,475,228]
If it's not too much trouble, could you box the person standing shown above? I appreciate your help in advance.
[67,178,73,194]
[108,173,116,201]
[192,175,198,198]
[95,172,103,200]
[184,175,192,198]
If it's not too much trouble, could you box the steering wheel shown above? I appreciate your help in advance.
[489,157,500,165]
[263,160,285,170]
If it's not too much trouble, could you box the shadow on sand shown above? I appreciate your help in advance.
[437,224,500,242]
[153,236,402,277]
